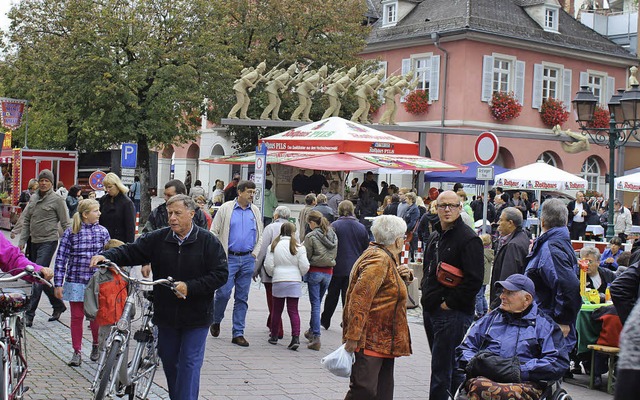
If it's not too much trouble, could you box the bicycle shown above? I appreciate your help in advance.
[91,260,184,400]
[0,265,52,400]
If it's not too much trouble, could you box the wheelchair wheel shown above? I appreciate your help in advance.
[552,389,572,400]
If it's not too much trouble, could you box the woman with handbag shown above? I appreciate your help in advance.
[403,192,420,261]
[456,274,569,399]
[343,215,413,400]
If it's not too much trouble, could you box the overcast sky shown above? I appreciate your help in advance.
[0,1,17,34]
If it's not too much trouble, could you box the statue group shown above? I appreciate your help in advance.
[227,61,418,125]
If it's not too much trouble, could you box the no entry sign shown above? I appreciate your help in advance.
[474,132,499,166]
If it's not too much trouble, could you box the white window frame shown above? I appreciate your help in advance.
[382,1,398,27]
[580,70,614,106]
[542,64,561,101]
[411,53,432,92]
[492,54,517,94]
[581,157,601,193]
[537,152,557,167]
[544,7,559,32]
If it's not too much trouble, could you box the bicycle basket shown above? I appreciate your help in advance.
[0,289,29,314]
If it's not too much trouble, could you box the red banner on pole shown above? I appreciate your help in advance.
[0,99,27,130]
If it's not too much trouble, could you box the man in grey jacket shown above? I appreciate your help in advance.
[19,169,70,326]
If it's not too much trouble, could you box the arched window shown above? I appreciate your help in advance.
[581,157,600,192]
[537,152,557,167]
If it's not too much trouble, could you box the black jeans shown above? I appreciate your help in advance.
[26,240,66,319]
[321,275,349,329]
[569,221,587,240]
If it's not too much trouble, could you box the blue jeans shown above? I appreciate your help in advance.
[307,271,331,336]
[213,254,254,338]
[26,240,66,319]
[475,285,487,316]
[427,307,473,400]
[156,325,209,400]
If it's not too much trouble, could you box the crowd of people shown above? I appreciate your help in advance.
[7,167,640,400]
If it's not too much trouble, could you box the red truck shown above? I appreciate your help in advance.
[0,148,78,230]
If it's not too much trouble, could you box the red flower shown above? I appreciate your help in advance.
[587,106,610,129]
[540,98,570,127]
[403,90,430,115]
[489,91,522,122]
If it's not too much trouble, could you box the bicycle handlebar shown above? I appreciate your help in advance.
[0,265,53,287]
[96,260,186,299]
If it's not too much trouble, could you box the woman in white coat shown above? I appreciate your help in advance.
[264,222,310,350]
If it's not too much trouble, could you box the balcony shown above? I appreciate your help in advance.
[580,10,638,54]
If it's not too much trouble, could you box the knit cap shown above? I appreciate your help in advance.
[38,169,54,183]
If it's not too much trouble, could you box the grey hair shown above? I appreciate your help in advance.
[541,198,568,228]
[166,194,198,211]
[580,246,601,260]
[274,205,291,219]
[371,215,407,246]
[501,207,523,228]
[614,199,622,206]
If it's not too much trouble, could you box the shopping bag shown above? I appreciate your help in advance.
[320,344,355,377]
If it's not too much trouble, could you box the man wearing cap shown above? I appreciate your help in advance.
[19,169,70,326]
[457,274,568,397]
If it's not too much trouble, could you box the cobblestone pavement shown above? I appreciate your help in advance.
[3,230,613,399]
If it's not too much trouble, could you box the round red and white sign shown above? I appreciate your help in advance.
[474,132,499,166]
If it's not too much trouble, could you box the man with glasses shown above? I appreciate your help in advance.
[142,179,208,233]
[210,180,263,347]
[421,190,484,400]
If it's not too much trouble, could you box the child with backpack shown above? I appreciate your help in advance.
[54,199,111,367]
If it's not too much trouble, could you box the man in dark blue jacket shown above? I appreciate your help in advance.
[322,200,369,330]
[91,195,228,400]
[525,198,581,357]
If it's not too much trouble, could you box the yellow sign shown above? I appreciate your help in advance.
[2,131,11,150]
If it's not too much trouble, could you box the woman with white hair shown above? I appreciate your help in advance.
[98,172,136,243]
[343,215,413,399]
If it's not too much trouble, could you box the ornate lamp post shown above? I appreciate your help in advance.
[572,84,640,239]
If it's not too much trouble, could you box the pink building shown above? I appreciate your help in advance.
[362,0,639,195]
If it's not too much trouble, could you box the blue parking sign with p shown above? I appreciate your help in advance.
[121,143,138,169]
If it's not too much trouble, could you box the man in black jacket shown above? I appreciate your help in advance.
[143,179,208,233]
[611,261,640,324]
[489,207,531,305]
[567,191,591,240]
[421,190,483,400]
[91,195,228,400]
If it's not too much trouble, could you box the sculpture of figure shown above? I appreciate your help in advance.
[552,125,590,154]
[228,61,267,119]
[350,69,385,124]
[630,66,639,87]
[378,70,417,125]
[290,65,328,122]
[260,64,297,120]
[321,68,357,119]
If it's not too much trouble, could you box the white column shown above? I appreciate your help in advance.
[157,158,172,190]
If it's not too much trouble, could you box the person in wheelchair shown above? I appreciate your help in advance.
[456,274,569,400]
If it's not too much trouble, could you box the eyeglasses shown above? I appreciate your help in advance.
[437,203,461,210]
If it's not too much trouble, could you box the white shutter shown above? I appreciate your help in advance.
[515,60,525,106]
[430,55,441,101]
[481,55,493,102]
[607,76,615,103]
[580,72,589,88]
[563,69,572,112]
[400,58,411,103]
[532,64,543,110]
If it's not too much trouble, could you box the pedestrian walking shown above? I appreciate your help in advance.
[54,199,110,366]
[18,179,38,210]
[66,185,82,217]
[19,169,70,327]
[297,194,316,241]
[421,190,484,400]
[321,200,368,330]
[262,179,278,226]
[56,180,68,198]
[264,222,309,349]
[210,180,263,347]
[303,210,338,351]
[343,215,413,400]
[143,179,208,233]
[91,194,228,400]
[185,170,192,194]
[189,179,206,199]
[98,173,136,243]
[129,176,141,213]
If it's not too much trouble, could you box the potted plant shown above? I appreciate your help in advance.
[403,89,430,115]
[489,91,522,122]
[540,98,570,128]
[587,106,610,129]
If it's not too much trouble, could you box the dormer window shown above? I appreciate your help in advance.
[382,1,397,27]
[544,8,558,32]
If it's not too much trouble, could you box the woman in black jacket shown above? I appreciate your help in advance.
[99,173,136,243]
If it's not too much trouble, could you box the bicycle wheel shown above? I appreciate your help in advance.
[130,338,158,399]
[8,315,26,398]
[94,338,123,400]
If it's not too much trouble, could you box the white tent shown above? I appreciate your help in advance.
[615,172,640,192]
[494,161,588,191]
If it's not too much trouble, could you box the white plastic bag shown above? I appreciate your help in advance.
[320,344,355,377]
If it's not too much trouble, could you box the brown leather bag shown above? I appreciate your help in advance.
[436,261,464,288]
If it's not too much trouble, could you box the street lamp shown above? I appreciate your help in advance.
[573,84,640,239]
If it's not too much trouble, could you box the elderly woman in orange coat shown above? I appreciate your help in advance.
[343,215,413,400]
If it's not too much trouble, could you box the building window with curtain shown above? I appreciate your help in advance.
[414,57,431,91]
[493,58,511,93]
[542,67,560,100]
[581,157,600,192]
